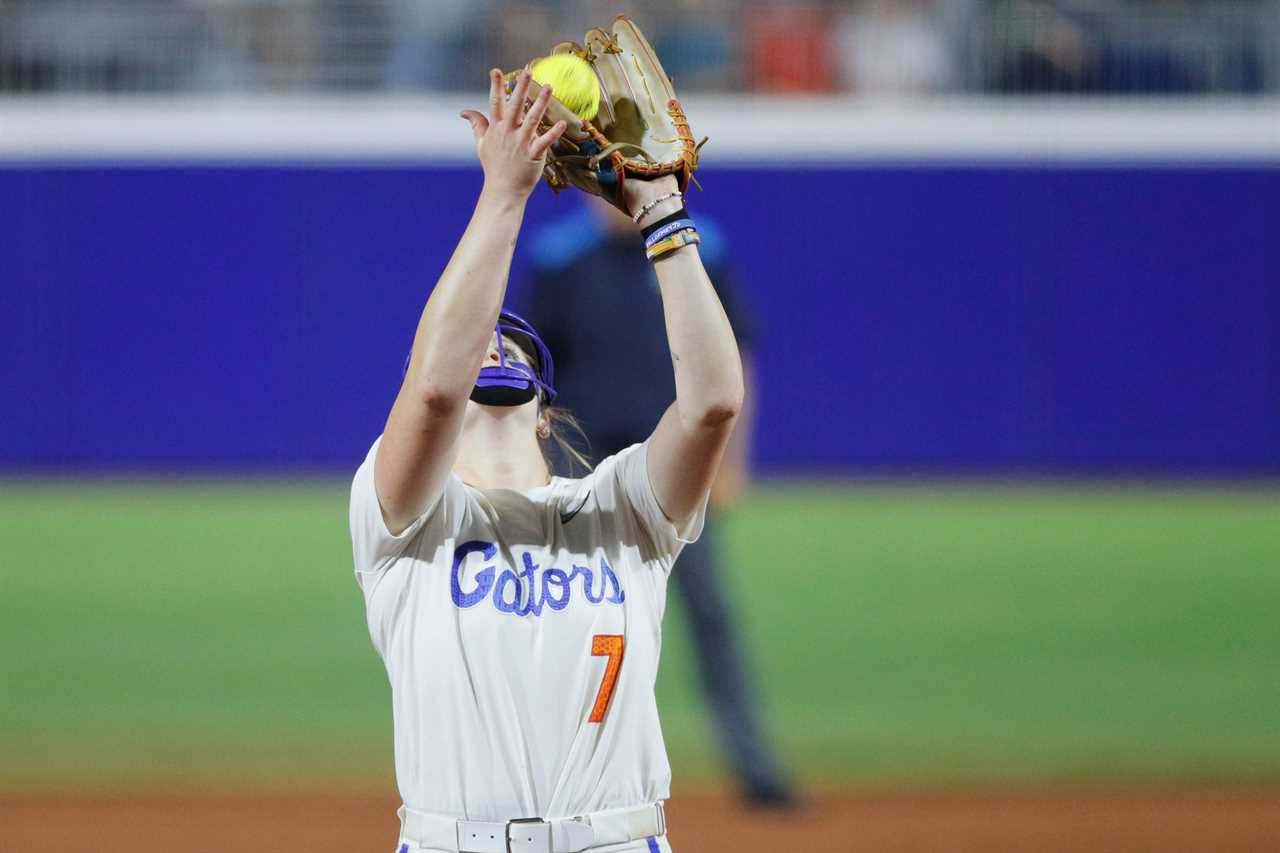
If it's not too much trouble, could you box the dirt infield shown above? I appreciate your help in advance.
[4,785,1279,853]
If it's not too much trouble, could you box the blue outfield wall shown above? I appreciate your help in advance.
[2,163,1277,474]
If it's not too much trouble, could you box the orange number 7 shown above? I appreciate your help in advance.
[588,635,624,723]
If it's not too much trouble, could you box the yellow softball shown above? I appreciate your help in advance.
[531,54,601,122]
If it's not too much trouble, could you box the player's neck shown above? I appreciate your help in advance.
[454,407,550,491]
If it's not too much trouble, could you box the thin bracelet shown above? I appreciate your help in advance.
[641,207,690,240]
[632,191,683,225]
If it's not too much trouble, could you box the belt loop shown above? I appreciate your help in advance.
[551,816,595,852]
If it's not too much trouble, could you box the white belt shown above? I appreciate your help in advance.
[397,801,666,853]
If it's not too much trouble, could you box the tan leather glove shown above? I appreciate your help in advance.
[505,15,705,214]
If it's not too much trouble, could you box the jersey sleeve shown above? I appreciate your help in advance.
[348,435,468,591]
[592,440,708,569]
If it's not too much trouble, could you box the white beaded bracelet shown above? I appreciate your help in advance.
[631,191,684,224]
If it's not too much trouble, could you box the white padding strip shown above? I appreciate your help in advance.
[1,95,1277,162]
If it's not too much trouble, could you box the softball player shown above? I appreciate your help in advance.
[348,70,743,853]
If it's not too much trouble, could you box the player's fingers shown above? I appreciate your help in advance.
[460,110,489,145]
[530,120,567,159]
[522,85,553,138]
[488,69,503,122]
[506,70,531,127]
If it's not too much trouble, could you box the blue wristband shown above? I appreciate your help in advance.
[643,219,697,249]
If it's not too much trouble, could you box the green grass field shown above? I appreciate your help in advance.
[3,480,1279,791]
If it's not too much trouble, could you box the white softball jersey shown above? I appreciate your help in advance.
[349,435,704,834]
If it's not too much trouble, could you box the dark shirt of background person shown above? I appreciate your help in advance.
[514,202,755,462]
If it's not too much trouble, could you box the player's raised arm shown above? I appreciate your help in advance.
[629,175,746,532]
[376,70,565,534]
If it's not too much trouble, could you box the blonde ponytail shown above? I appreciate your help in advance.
[540,405,593,477]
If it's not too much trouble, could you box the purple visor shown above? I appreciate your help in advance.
[402,309,556,405]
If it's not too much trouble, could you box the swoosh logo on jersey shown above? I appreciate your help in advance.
[560,490,591,524]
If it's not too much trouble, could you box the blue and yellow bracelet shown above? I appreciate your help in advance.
[642,209,699,262]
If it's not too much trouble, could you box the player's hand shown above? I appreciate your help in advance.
[622,174,682,226]
[461,69,567,202]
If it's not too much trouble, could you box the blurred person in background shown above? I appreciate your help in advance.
[384,0,494,90]
[651,0,741,91]
[834,0,956,95]
[986,0,1110,93]
[0,0,207,91]
[516,198,796,808]
[982,0,1263,94]
[742,1,838,92]
[196,0,316,90]
[491,2,561,89]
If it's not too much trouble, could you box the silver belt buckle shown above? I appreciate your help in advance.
[506,817,551,853]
